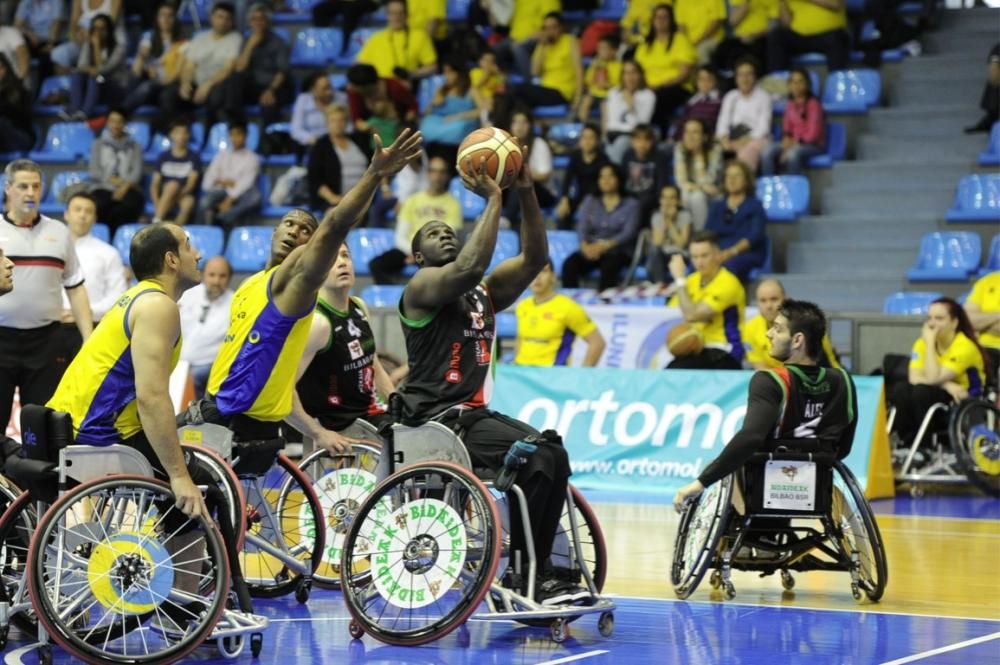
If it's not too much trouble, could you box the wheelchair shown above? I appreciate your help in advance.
[338,416,615,646]
[0,405,268,664]
[672,442,888,603]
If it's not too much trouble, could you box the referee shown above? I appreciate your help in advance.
[0,160,93,428]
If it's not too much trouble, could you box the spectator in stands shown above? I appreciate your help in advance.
[634,4,697,138]
[470,49,506,125]
[711,0,776,73]
[123,3,185,113]
[674,117,722,232]
[13,0,66,82]
[562,163,639,290]
[311,0,378,54]
[369,155,461,284]
[965,43,1000,134]
[515,258,606,367]
[407,0,447,52]
[555,123,610,230]
[419,59,480,148]
[603,60,656,164]
[197,118,261,227]
[501,107,555,229]
[744,278,839,369]
[645,184,692,284]
[500,0,561,78]
[666,230,745,369]
[578,34,621,123]
[705,159,767,282]
[150,119,201,225]
[890,298,988,446]
[966,270,1000,350]
[761,67,825,175]
[60,191,127,357]
[62,13,127,119]
[621,123,670,222]
[620,0,659,48]
[674,0,725,65]
[767,0,849,73]
[307,104,372,212]
[368,152,426,227]
[178,255,234,398]
[52,0,124,76]
[0,22,28,83]
[223,3,290,129]
[346,63,419,141]
[715,56,771,173]
[0,54,32,152]
[512,12,584,112]
[671,64,722,143]
[160,2,241,130]
[355,0,437,84]
[88,108,144,231]
[290,72,341,151]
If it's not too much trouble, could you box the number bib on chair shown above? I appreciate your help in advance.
[763,460,817,511]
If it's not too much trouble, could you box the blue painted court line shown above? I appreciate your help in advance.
[870,494,1000,521]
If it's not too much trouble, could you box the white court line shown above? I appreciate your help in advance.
[534,650,609,665]
[3,643,42,665]
[878,630,1000,664]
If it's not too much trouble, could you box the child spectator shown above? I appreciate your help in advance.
[621,124,671,222]
[88,107,143,231]
[603,60,656,164]
[150,119,201,225]
[470,50,506,125]
[674,118,722,231]
[715,56,771,172]
[197,119,261,227]
[578,35,621,122]
[761,67,825,175]
[672,65,722,143]
[646,184,693,283]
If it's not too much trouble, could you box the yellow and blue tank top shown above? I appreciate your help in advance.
[47,280,181,446]
[207,266,315,421]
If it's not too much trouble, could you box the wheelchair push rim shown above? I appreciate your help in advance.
[950,398,1000,497]
[26,475,231,664]
[0,483,39,636]
[832,462,888,602]
[182,444,248,551]
[340,461,502,646]
[671,475,733,599]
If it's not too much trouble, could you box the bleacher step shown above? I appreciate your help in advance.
[762,274,904,313]
[797,216,938,243]
[829,162,969,187]
[855,134,985,161]
[821,186,956,215]
[786,244,915,275]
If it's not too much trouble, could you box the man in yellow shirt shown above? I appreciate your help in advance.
[674,0,726,64]
[966,271,1000,350]
[711,0,779,72]
[515,260,606,366]
[744,278,840,369]
[667,230,746,369]
[406,0,446,42]
[355,0,438,82]
[503,0,561,78]
[513,12,584,109]
[767,0,849,71]
[620,0,659,46]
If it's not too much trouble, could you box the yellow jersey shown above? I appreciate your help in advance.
[743,313,841,369]
[910,332,986,395]
[470,67,506,102]
[510,0,561,42]
[584,58,621,99]
[514,294,598,366]
[669,267,746,362]
[620,0,660,44]
[540,33,579,102]
[207,267,315,421]
[731,0,780,38]
[634,32,697,89]
[787,0,847,35]
[969,271,1000,349]
[406,0,446,40]
[356,27,437,80]
[48,281,181,446]
[674,0,726,46]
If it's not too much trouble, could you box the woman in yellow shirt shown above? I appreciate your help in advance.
[633,4,697,138]
[514,12,584,110]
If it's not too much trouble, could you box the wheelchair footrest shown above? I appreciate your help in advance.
[210,609,270,640]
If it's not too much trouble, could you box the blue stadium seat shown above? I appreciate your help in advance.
[806,122,847,169]
[184,225,225,266]
[328,72,347,91]
[767,70,822,115]
[534,105,569,119]
[496,311,517,338]
[593,0,627,19]
[946,174,1000,223]
[263,122,297,166]
[548,122,584,150]
[336,28,376,67]
[259,175,293,218]
[224,226,273,273]
[178,0,211,22]
[125,121,151,152]
[39,170,88,215]
[487,230,519,273]
[979,234,1000,277]
[360,284,405,308]
[418,75,445,114]
[449,177,487,220]
[35,75,72,115]
[91,223,110,244]
[547,230,580,277]
[347,228,396,277]
[144,123,205,162]
[790,52,828,66]
[201,122,260,161]
[883,291,942,315]
[978,122,1000,167]
[274,0,315,21]
[112,223,145,266]
[290,27,341,68]
[906,232,982,282]
[29,122,93,163]
[822,69,881,114]
[756,175,809,222]
[446,0,470,20]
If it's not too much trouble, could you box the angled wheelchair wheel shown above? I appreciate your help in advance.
[340,462,501,646]
[296,442,382,589]
[27,475,230,664]
[0,483,38,636]
[182,445,247,551]
[242,453,325,598]
[832,462,888,602]
[950,398,1000,497]
[671,475,733,600]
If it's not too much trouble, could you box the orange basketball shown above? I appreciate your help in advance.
[667,323,704,357]
[456,127,524,190]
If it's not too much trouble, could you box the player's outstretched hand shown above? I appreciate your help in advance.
[461,156,502,200]
[514,140,533,190]
[371,128,424,178]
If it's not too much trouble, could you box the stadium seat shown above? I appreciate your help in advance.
[756,175,809,222]
[178,0,211,22]
[184,225,225,265]
[144,123,205,162]
[262,123,297,166]
[978,122,1000,167]
[125,121,151,152]
[446,0,470,21]
[487,230,519,273]
[224,226,273,273]
[274,0,315,20]
[547,230,580,277]
[38,170,88,215]
[979,234,1000,277]
[336,28,376,67]
[29,122,93,163]
[35,75,72,115]
[906,232,982,282]
[534,105,569,119]
[91,223,110,243]
[806,122,847,169]
[347,228,396,277]
[548,122,583,150]
[202,122,260,161]
[883,291,942,315]
[449,177,487,220]
[259,175,293,218]
[418,75,445,114]
[112,223,145,266]
[822,69,881,114]
[593,0,627,20]
[359,284,405,308]
[496,311,517,338]
[328,72,347,91]
[290,27,341,68]
[945,174,1000,223]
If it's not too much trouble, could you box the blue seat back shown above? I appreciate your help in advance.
[769,70,822,98]
[291,27,341,67]
[547,230,580,277]
[488,230,520,273]
[112,223,145,266]
[449,177,486,220]
[347,228,396,277]
[953,174,1000,216]
[756,175,809,219]
[202,122,260,160]
[987,122,1000,156]
[418,75,445,114]
[224,226,274,273]
[47,170,88,203]
[340,28,375,64]
[822,69,881,109]
[328,72,347,91]
[548,122,584,149]
[38,75,71,100]
[826,122,846,159]
[984,234,1000,272]
[447,0,471,20]
[125,121,151,151]
[41,122,93,157]
[184,225,225,266]
[913,232,981,274]
[359,284,405,308]
[883,291,942,315]
[91,223,110,243]
[285,0,315,11]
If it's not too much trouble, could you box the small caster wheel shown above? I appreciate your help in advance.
[295,579,312,604]
[709,569,722,589]
[550,618,569,643]
[598,611,614,637]
[723,581,736,600]
[251,632,263,657]
[217,634,245,660]
[910,485,924,498]
[851,583,863,601]
[39,645,53,665]
[349,619,365,640]
[780,570,795,591]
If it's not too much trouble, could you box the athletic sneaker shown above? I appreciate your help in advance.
[535,577,590,606]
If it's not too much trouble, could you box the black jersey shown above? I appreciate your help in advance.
[398,283,496,423]
[296,297,383,431]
